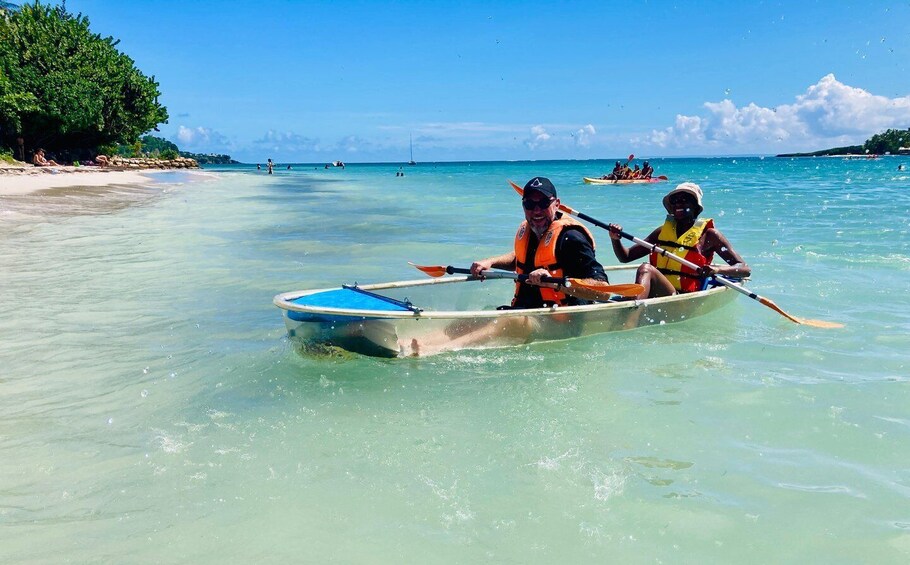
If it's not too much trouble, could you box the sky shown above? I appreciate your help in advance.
[60,0,910,163]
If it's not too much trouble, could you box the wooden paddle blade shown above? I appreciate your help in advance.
[657,175,669,180]
[759,296,844,328]
[408,262,448,277]
[798,318,845,329]
[569,279,645,298]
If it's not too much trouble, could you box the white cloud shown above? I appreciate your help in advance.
[252,130,321,152]
[175,125,231,151]
[573,124,596,148]
[637,74,910,153]
[525,125,552,150]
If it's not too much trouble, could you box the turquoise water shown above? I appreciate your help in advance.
[1,158,909,562]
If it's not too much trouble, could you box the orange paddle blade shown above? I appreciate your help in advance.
[759,297,844,328]
[570,280,644,298]
[408,262,448,277]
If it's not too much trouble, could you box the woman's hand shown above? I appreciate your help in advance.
[607,224,623,241]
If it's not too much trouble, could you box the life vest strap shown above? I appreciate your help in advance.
[658,267,701,280]
[657,239,696,250]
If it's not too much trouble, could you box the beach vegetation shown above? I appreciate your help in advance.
[140,134,179,155]
[0,146,16,163]
[0,1,167,155]
[863,128,910,155]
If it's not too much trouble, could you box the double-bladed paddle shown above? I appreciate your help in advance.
[408,262,644,299]
[509,180,843,328]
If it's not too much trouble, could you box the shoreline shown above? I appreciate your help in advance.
[0,164,204,196]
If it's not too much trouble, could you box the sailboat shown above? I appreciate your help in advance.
[408,134,416,165]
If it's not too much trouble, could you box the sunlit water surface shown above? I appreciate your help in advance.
[1,159,909,563]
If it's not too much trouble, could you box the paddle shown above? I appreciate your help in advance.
[408,262,644,299]
[508,180,843,328]
[656,175,668,181]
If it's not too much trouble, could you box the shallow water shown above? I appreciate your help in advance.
[1,158,909,562]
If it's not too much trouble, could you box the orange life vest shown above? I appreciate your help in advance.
[513,215,595,306]
[650,217,714,293]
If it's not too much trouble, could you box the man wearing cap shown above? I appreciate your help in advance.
[608,182,750,300]
[470,177,608,309]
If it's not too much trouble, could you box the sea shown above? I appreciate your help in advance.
[1,157,909,563]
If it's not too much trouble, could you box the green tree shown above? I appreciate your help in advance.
[863,128,910,155]
[0,1,167,152]
[140,134,178,155]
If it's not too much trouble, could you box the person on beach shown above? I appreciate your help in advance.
[267,159,273,174]
[608,182,750,300]
[470,176,608,309]
[32,148,60,167]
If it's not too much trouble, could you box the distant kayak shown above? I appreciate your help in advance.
[583,176,668,185]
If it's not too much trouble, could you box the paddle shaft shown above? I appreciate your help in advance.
[568,209,797,316]
[508,180,840,327]
[445,266,570,287]
[511,181,757,302]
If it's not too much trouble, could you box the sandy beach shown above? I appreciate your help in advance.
[0,162,173,195]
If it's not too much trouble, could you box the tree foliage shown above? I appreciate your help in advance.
[863,128,910,155]
[0,1,167,152]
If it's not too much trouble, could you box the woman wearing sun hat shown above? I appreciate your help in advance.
[607,182,751,300]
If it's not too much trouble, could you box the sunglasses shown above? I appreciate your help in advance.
[522,198,555,210]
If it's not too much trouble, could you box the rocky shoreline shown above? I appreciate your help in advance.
[0,155,199,176]
[103,155,199,169]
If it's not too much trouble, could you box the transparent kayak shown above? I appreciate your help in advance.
[273,266,739,358]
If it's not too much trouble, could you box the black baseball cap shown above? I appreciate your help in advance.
[523,177,557,199]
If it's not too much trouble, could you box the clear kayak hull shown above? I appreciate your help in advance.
[273,273,739,357]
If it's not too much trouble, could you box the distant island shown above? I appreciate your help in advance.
[778,128,910,157]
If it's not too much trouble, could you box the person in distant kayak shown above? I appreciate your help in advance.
[603,160,623,180]
[607,182,750,300]
[470,176,609,309]
[641,161,653,179]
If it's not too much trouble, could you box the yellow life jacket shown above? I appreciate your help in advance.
[513,215,595,306]
[650,217,715,293]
